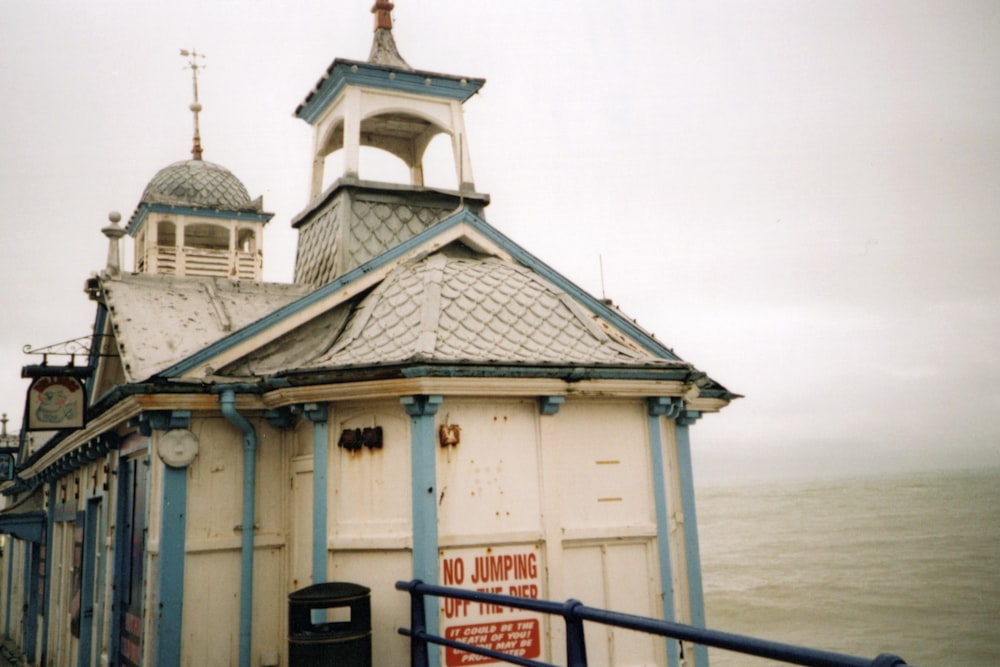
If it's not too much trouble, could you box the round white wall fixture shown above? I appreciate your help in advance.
[158,429,200,468]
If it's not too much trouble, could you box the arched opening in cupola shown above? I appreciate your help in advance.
[320,146,412,193]
[421,133,460,190]
[314,109,459,195]
[237,227,257,253]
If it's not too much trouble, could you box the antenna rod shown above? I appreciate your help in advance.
[599,254,607,301]
[180,49,206,160]
[459,134,465,209]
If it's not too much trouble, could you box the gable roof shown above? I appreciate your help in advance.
[98,272,312,382]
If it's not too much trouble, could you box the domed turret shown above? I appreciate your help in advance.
[122,50,274,281]
[141,159,256,211]
[127,159,272,280]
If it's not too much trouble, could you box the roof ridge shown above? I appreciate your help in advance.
[415,253,446,356]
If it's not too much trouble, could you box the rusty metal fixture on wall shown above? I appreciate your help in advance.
[438,424,460,447]
[338,426,383,451]
[362,426,383,449]
[339,428,362,451]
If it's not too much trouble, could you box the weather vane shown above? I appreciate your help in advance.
[180,49,206,160]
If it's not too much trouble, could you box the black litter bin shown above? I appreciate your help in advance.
[288,582,372,666]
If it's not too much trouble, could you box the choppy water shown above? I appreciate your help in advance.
[696,467,1000,667]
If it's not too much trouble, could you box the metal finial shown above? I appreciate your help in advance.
[181,49,207,160]
[102,211,126,276]
[368,1,411,69]
[372,0,395,31]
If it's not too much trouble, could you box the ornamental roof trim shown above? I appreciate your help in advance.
[295,59,485,124]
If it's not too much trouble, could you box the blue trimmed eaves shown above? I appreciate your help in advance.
[160,207,681,379]
[128,203,274,237]
[295,59,485,125]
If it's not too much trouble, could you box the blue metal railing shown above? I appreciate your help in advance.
[396,580,911,667]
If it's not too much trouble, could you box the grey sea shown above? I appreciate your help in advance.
[696,467,1000,667]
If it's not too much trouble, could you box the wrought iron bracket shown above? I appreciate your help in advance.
[22,335,92,368]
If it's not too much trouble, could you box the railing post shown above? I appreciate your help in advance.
[563,599,588,667]
[408,580,430,667]
[401,393,444,656]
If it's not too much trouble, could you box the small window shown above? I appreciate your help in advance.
[186,223,229,250]
[157,220,176,246]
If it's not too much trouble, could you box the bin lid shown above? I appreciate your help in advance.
[289,582,370,603]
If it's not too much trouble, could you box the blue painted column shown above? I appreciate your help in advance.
[40,481,56,666]
[3,530,12,637]
[25,543,40,662]
[401,394,443,667]
[22,542,39,663]
[155,463,189,667]
[93,494,110,667]
[676,409,708,667]
[151,413,193,667]
[648,397,684,667]
[304,404,330,587]
[76,501,99,667]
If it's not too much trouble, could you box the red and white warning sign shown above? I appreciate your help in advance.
[439,544,544,665]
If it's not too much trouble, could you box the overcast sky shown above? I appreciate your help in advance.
[1,1,997,483]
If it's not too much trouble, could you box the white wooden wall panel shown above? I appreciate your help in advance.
[251,547,285,663]
[548,401,655,535]
[329,550,412,667]
[562,541,661,667]
[436,399,542,542]
[290,456,313,591]
[330,404,411,545]
[179,418,289,665]
[603,541,662,667]
[183,551,242,665]
[185,419,244,542]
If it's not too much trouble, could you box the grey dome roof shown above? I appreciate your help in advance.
[140,159,256,211]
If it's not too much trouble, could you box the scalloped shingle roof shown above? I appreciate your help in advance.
[141,159,256,211]
[306,249,669,368]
